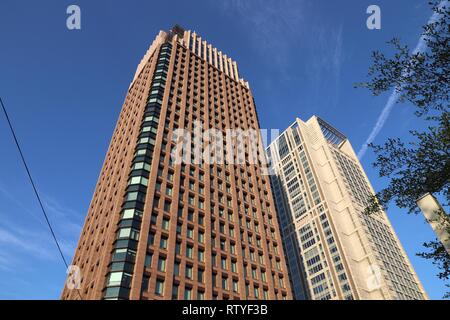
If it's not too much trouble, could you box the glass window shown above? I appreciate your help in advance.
[148,232,155,245]
[162,218,170,230]
[155,279,164,295]
[174,261,180,276]
[126,192,138,201]
[107,272,123,286]
[198,269,204,283]
[164,201,171,212]
[158,257,166,272]
[254,287,259,298]
[221,257,227,269]
[172,284,179,299]
[222,277,228,290]
[121,208,142,219]
[160,237,168,249]
[184,287,192,300]
[129,176,148,186]
[118,227,139,240]
[141,276,149,293]
[198,250,204,262]
[212,273,218,287]
[186,245,193,259]
[233,280,239,293]
[186,265,193,279]
[144,253,152,268]
[126,191,146,202]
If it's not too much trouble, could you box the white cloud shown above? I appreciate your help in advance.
[219,0,345,111]
[0,184,82,272]
[219,0,306,75]
[0,226,56,261]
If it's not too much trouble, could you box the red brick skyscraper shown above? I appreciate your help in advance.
[62,26,292,300]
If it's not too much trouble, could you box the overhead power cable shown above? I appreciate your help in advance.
[0,96,83,300]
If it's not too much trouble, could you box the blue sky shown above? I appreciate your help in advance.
[0,0,447,299]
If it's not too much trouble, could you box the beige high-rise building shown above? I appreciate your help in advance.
[61,25,292,300]
[267,116,428,300]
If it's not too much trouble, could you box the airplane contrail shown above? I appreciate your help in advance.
[357,1,447,159]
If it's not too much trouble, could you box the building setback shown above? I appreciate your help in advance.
[61,26,292,300]
[267,116,428,300]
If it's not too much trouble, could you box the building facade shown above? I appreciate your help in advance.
[61,26,292,300]
[267,116,428,300]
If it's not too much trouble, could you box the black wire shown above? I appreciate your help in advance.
[0,96,83,300]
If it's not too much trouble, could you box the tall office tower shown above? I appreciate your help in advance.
[267,116,428,300]
[61,26,292,300]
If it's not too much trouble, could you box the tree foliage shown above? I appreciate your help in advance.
[357,1,450,298]
[368,114,450,214]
